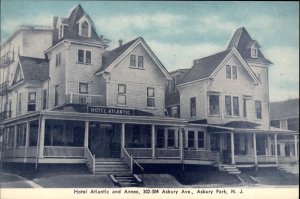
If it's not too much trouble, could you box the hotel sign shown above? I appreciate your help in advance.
[88,106,134,116]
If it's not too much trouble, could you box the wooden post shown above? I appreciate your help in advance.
[230,132,235,164]
[179,128,183,162]
[274,134,278,164]
[253,133,257,164]
[121,123,125,158]
[14,125,17,158]
[39,118,46,158]
[25,122,30,158]
[294,135,298,162]
[151,125,155,159]
[84,121,89,148]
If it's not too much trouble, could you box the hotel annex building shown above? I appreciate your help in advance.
[0,5,298,178]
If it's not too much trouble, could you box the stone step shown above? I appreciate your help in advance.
[95,171,132,175]
[229,171,241,175]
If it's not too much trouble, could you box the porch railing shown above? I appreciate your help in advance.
[65,93,105,106]
[43,146,85,157]
[278,156,298,164]
[122,147,144,181]
[184,150,220,162]
[2,147,37,158]
[235,155,255,163]
[126,148,152,158]
[156,148,180,158]
[257,155,276,163]
[84,147,95,174]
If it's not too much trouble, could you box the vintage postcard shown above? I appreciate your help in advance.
[0,1,299,199]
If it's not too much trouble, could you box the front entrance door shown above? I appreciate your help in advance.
[89,122,121,158]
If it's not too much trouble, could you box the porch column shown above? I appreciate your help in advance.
[121,123,125,158]
[14,125,17,158]
[84,121,89,148]
[39,118,46,158]
[25,122,30,147]
[294,135,298,161]
[151,124,155,159]
[274,134,278,164]
[230,132,235,164]
[253,133,257,164]
[179,128,183,161]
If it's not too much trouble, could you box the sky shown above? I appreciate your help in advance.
[1,1,299,102]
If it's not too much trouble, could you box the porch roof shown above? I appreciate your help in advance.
[40,110,187,127]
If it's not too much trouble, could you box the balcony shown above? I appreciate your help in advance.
[65,93,105,106]
[0,51,14,68]
[0,110,12,121]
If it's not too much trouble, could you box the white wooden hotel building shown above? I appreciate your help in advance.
[0,5,298,176]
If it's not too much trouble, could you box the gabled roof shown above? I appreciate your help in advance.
[270,99,299,120]
[95,37,172,80]
[18,56,49,83]
[178,49,232,85]
[227,27,272,65]
[52,4,105,45]
[178,48,260,86]
[99,38,140,72]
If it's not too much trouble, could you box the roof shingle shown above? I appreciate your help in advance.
[178,49,232,85]
[270,99,299,120]
[19,56,49,82]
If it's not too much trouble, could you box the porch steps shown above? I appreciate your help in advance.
[278,164,299,175]
[237,173,257,185]
[94,158,131,175]
[219,164,241,175]
[109,174,143,187]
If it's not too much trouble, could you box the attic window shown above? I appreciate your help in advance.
[78,19,91,37]
[81,21,89,37]
[251,48,258,58]
[58,25,67,39]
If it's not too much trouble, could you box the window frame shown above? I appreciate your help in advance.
[17,124,27,147]
[81,21,89,37]
[233,96,239,116]
[251,48,258,58]
[79,82,89,94]
[187,130,195,149]
[226,65,231,79]
[208,94,220,116]
[27,92,36,112]
[138,56,144,68]
[117,84,126,105]
[197,131,205,149]
[130,55,136,67]
[225,95,232,116]
[255,100,262,119]
[190,97,196,118]
[55,52,61,67]
[54,85,59,106]
[243,98,247,118]
[147,87,155,108]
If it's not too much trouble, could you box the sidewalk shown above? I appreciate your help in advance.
[0,172,42,188]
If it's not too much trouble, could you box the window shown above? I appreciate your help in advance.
[232,66,237,80]
[130,55,136,66]
[188,131,195,148]
[251,48,257,58]
[28,92,36,111]
[190,97,196,117]
[138,56,144,68]
[17,124,26,147]
[243,98,247,117]
[147,87,155,107]
[55,52,61,67]
[42,89,47,110]
[118,84,126,105]
[86,51,91,64]
[78,50,91,64]
[225,96,232,115]
[233,97,239,116]
[29,122,39,146]
[255,100,262,119]
[8,127,15,148]
[198,131,204,149]
[54,85,59,106]
[226,65,237,80]
[78,50,84,63]
[226,65,231,79]
[156,128,164,148]
[18,93,22,115]
[81,21,89,37]
[209,95,220,115]
[79,82,88,94]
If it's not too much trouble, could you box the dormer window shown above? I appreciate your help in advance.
[78,16,92,37]
[251,48,258,58]
[58,24,68,39]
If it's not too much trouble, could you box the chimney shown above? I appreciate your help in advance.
[118,39,123,47]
